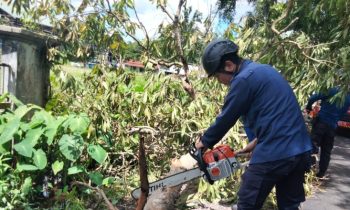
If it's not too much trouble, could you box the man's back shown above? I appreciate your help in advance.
[240,61,312,164]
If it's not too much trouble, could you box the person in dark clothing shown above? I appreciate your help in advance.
[305,88,350,178]
[195,39,312,210]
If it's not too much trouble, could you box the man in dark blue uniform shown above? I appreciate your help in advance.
[195,39,312,210]
[305,88,350,178]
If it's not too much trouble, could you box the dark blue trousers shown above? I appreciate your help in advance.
[310,119,336,175]
[237,152,311,210]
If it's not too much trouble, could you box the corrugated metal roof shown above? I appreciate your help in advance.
[124,60,144,68]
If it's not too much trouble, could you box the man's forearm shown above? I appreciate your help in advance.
[240,138,257,153]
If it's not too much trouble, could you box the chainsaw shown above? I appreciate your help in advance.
[132,144,247,199]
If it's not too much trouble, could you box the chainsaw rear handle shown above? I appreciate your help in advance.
[189,143,214,185]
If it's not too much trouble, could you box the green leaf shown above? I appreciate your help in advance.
[45,127,58,145]
[0,92,9,103]
[14,141,34,157]
[0,145,6,153]
[7,94,24,107]
[33,149,47,169]
[343,27,348,39]
[64,113,90,134]
[17,164,38,171]
[19,122,30,132]
[32,110,55,124]
[0,117,20,145]
[68,165,85,175]
[89,172,103,186]
[28,118,45,129]
[144,107,151,119]
[142,92,148,103]
[87,144,107,164]
[21,177,32,196]
[13,126,44,157]
[52,160,64,175]
[102,177,115,186]
[14,105,41,119]
[22,127,44,147]
[45,117,66,145]
[0,124,4,135]
[59,134,84,161]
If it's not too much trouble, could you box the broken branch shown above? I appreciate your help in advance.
[271,0,295,35]
[71,181,118,210]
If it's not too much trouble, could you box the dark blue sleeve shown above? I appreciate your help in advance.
[201,78,252,148]
[306,93,325,111]
[244,126,256,142]
[306,88,337,111]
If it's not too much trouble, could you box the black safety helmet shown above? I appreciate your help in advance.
[202,39,239,77]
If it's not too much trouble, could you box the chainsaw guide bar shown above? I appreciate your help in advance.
[131,144,246,199]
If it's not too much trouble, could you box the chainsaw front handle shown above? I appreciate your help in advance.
[189,144,214,185]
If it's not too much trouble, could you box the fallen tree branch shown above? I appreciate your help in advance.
[71,181,118,210]
[148,58,183,68]
[158,0,196,99]
[175,0,196,98]
[174,0,188,74]
[106,11,147,52]
[271,0,295,35]
[271,0,322,65]
[159,4,174,22]
[303,40,339,49]
[131,3,150,52]
[284,40,338,66]
[279,17,298,34]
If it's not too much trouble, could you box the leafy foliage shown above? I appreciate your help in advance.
[0,96,113,208]
[48,65,247,202]
[2,0,340,208]
[0,66,246,208]
[234,0,349,105]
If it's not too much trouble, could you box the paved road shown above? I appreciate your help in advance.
[303,135,350,210]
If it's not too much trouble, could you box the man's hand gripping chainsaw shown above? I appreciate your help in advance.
[131,144,248,199]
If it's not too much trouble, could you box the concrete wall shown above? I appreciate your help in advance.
[16,39,50,106]
[0,25,50,107]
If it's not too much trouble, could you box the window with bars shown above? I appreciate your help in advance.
[0,39,12,109]
[0,63,11,95]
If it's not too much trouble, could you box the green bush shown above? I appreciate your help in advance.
[0,94,111,209]
[2,65,298,209]
[46,66,246,203]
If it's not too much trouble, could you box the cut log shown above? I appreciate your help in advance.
[144,153,198,210]
[189,200,232,210]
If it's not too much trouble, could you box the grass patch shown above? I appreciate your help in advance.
[61,64,90,77]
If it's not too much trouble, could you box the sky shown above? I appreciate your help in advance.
[0,0,254,38]
[131,0,255,38]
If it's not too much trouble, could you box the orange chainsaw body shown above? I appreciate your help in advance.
[202,145,238,181]
[203,145,236,164]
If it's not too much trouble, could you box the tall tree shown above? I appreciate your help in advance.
[219,0,349,103]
